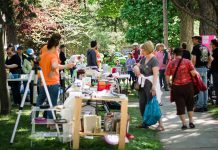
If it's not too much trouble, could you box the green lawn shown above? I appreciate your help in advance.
[0,105,163,150]
[209,105,218,119]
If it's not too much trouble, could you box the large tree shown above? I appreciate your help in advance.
[0,0,38,114]
[171,0,218,35]
[121,0,180,47]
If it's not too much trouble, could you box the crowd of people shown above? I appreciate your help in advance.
[4,33,218,131]
[131,36,218,130]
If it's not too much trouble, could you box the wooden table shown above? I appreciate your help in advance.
[72,95,128,150]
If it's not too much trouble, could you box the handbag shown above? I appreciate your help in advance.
[170,58,183,102]
[143,96,162,126]
[133,81,140,90]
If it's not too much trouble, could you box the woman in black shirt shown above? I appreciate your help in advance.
[211,39,218,105]
[5,47,22,105]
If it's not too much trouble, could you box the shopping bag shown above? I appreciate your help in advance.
[143,96,162,126]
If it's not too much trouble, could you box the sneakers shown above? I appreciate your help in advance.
[194,107,204,112]
[194,107,208,112]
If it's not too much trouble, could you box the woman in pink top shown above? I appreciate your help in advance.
[155,43,171,91]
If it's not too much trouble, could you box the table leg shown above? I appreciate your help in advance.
[72,97,82,149]
[118,99,128,150]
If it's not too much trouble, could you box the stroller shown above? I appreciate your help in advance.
[207,69,217,105]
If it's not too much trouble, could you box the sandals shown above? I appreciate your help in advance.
[126,133,135,140]
[155,126,165,131]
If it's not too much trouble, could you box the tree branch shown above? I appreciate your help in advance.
[171,0,217,29]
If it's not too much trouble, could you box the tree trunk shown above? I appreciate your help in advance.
[180,11,194,51]
[6,24,18,45]
[198,0,217,35]
[114,18,118,32]
[163,0,168,47]
[0,22,11,114]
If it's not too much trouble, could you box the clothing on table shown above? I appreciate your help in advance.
[182,49,191,60]
[165,58,195,85]
[191,44,210,68]
[59,51,66,65]
[87,49,98,67]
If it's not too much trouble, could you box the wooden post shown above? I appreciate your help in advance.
[72,97,82,149]
[118,98,128,150]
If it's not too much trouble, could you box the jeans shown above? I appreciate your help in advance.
[36,84,59,119]
[159,69,168,89]
[195,67,208,108]
[212,73,218,104]
[128,71,136,83]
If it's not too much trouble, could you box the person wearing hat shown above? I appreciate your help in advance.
[22,48,35,104]
[132,42,140,63]
[16,46,28,72]
[22,48,34,74]
[191,35,212,112]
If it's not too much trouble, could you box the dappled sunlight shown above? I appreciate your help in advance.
[159,91,218,149]
[17,127,29,133]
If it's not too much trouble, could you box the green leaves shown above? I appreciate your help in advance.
[121,0,180,46]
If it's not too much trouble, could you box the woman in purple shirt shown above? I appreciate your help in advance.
[126,52,136,84]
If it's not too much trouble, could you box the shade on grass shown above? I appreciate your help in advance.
[0,106,163,150]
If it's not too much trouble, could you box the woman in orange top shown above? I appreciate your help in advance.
[95,48,101,68]
[37,33,74,119]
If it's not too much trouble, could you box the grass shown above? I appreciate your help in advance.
[0,104,163,150]
[208,105,218,119]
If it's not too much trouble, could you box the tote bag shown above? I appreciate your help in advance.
[143,96,162,126]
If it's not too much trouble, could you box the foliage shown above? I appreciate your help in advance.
[209,105,218,119]
[17,0,126,55]
[121,0,180,47]
[0,106,163,150]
